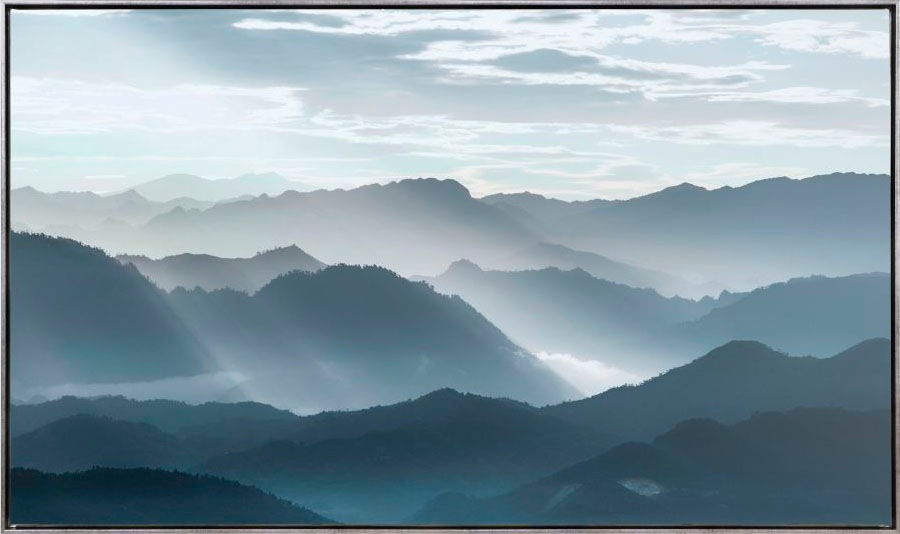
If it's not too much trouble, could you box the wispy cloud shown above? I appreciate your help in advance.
[12,77,306,135]
[609,120,887,149]
[536,352,644,396]
[662,86,889,107]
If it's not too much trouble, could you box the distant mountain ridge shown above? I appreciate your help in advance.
[16,173,889,289]
[11,186,213,231]
[118,245,326,292]
[542,338,890,441]
[672,272,890,357]
[133,177,537,273]
[425,260,720,374]
[127,172,307,202]
[548,172,889,288]
[426,262,889,373]
[10,395,296,437]
[485,242,710,298]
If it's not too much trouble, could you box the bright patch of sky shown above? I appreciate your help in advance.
[10,8,890,199]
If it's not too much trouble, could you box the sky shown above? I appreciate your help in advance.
[10,8,891,200]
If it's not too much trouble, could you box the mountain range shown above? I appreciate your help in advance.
[118,245,326,292]
[539,173,889,288]
[13,173,889,291]
[423,260,720,373]
[196,389,611,523]
[167,265,576,412]
[542,338,890,441]
[12,232,573,411]
[673,273,890,357]
[424,261,887,374]
[126,172,306,202]
[11,186,212,230]
[11,337,889,524]
[414,407,891,525]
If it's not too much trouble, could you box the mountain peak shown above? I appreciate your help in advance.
[390,178,472,199]
[445,259,483,274]
[690,340,785,367]
[253,244,301,257]
[417,387,465,401]
[667,182,706,193]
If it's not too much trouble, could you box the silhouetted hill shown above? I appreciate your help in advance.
[414,408,891,525]
[426,260,719,373]
[196,388,612,523]
[487,242,709,298]
[552,173,889,288]
[11,186,212,231]
[12,415,185,472]
[168,264,577,412]
[129,172,306,202]
[9,467,332,525]
[542,339,890,441]
[10,395,296,437]
[118,245,326,292]
[10,232,213,388]
[674,273,890,357]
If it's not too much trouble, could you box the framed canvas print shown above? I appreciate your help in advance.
[1,1,895,531]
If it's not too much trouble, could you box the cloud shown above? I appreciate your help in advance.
[536,352,644,396]
[231,9,886,108]
[664,86,889,107]
[233,10,888,61]
[609,120,887,148]
[751,18,888,59]
[12,77,306,134]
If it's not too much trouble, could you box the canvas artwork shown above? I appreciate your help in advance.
[5,6,893,528]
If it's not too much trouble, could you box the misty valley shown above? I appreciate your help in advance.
[7,172,892,526]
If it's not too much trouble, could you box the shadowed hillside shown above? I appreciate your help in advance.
[10,232,213,388]
[414,408,891,526]
[10,467,332,525]
[542,339,890,441]
[118,245,326,292]
[167,264,577,412]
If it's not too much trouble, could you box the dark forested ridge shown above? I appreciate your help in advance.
[195,388,612,523]
[9,467,333,525]
[10,232,213,387]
